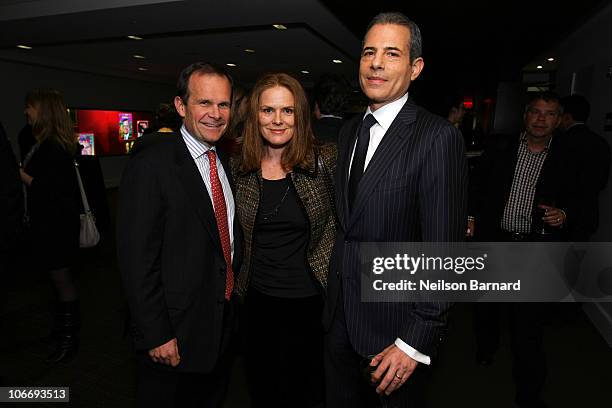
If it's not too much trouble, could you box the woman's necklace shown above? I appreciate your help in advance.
[260,179,291,221]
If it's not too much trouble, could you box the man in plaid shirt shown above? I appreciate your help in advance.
[468,92,578,408]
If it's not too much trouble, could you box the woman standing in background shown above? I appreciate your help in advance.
[20,89,81,364]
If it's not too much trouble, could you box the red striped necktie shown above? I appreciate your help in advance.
[206,150,233,300]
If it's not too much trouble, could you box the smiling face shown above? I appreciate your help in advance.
[174,72,231,144]
[359,23,424,111]
[524,99,561,143]
[258,86,295,149]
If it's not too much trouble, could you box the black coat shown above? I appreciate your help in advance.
[469,132,579,241]
[313,117,345,144]
[117,135,243,373]
[24,139,80,270]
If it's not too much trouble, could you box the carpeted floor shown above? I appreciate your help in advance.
[1,189,610,407]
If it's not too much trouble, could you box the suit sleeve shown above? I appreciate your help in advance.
[419,125,468,241]
[117,154,173,350]
[403,124,467,357]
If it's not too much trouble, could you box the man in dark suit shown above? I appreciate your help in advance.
[468,93,576,243]
[323,12,468,407]
[117,62,241,408]
[469,93,577,408]
[312,73,350,144]
[559,94,611,240]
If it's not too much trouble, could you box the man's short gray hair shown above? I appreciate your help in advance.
[365,12,423,61]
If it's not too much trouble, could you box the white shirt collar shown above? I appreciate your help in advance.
[363,93,408,131]
[180,124,215,160]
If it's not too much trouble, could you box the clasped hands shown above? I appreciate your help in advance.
[368,344,418,396]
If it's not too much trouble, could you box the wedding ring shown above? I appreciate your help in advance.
[394,373,403,380]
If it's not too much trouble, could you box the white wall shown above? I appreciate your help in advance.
[0,59,174,186]
[554,3,612,345]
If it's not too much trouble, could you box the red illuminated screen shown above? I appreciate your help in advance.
[73,109,153,156]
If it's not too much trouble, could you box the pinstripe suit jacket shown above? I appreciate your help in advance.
[323,98,468,359]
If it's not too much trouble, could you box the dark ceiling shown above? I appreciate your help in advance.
[0,0,607,109]
[322,0,606,100]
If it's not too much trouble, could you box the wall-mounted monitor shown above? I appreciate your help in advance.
[118,113,133,141]
[137,120,149,138]
[78,133,95,156]
[70,108,154,155]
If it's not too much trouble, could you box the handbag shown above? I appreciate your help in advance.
[74,160,100,248]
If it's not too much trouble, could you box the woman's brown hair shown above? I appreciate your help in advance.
[26,89,78,155]
[240,72,314,172]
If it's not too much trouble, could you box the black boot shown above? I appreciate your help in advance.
[46,300,80,364]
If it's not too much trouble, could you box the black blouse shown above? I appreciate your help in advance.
[250,177,319,298]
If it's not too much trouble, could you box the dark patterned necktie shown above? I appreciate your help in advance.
[348,114,377,211]
[206,150,233,300]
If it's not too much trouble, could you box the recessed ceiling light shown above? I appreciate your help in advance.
[244,48,256,53]
[17,44,32,49]
[133,55,145,59]
[138,67,148,71]
[536,65,543,69]
[273,24,287,30]
[226,63,237,67]
[301,70,310,74]
[332,59,343,64]
[547,57,555,62]
[127,35,143,40]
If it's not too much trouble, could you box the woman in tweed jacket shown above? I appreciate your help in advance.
[231,72,337,408]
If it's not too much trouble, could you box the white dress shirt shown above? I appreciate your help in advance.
[180,125,235,259]
[349,93,431,365]
[349,93,408,174]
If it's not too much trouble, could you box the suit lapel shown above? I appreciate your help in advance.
[175,137,223,256]
[339,118,361,229]
[346,100,417,231]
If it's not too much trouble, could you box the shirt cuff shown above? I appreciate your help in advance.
[394,338,431,365]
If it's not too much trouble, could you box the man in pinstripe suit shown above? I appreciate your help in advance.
[323,12,468,408]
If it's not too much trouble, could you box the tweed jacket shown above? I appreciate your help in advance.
[231,143,338,297]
